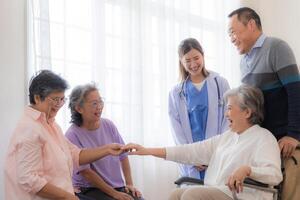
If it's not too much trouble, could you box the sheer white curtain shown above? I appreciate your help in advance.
[28,0,240,199]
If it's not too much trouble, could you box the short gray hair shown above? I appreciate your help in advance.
[29,70,68,104]
[224,84,264,125]
[69,83,98,126]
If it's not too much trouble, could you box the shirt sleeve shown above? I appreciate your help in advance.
[65,138,82,170]
[15,132,48,194]
[249,133,283,185]
[168,88,189,144]
[218,77,230,133]
[271,40,300,139]
[65,130,88,173]
[166,133,222,166]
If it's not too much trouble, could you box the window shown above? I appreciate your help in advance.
[28,1,240,199]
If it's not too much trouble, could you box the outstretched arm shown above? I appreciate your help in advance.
[79,143,123,165]
[122,143,166,159]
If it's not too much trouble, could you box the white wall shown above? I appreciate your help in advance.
[0,0,26,198]
[241,0,300,63]
[258,0,300,63]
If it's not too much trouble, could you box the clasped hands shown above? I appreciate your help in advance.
[105,143,145,156]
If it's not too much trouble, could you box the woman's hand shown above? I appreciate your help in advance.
[105,143,124,156]
[226,165,251,193]
[112,191,133,200]
[122,143,147,155]
[125,185,142,198]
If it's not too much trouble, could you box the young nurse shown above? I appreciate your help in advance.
[168,38,230,180]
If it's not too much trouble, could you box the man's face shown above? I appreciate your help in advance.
[228,14,256,54]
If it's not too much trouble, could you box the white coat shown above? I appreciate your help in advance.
[168,71,230,177]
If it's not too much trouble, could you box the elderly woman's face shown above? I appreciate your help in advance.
[34,91,66,119]
[79,90,104,123]
[225,96,251,133]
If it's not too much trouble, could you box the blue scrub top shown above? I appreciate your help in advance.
[185,79,208,180]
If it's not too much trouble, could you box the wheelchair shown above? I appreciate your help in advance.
[174,146,300,200]
[174,176,279,200]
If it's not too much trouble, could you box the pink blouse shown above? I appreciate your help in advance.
[5,106,81,200]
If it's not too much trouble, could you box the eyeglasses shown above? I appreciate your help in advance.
[47,96,67,106]
[86,98,104,109]
[228,30,237,41]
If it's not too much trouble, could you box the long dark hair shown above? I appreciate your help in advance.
[178,38,209,82]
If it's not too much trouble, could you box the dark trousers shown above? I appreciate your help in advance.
[76,187,144,200]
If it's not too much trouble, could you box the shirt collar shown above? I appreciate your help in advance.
[25,105,55,123]
[246,34,266,56]
[237,124,259,139]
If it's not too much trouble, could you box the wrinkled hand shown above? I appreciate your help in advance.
[105,143,124,156]
[226,166,251,193]
[122,143,146,155]
[278,136,299,158]
[112,191,133,200]
[125,185,142,198]
[194,165,207,172]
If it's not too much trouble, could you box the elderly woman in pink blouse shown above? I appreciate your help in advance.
[4,70,123,200]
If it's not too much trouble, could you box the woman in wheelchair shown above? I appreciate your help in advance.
[122,85,283,200]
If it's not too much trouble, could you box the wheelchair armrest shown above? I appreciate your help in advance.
[174,177,278,196]
[244,177,269,188]
[243,177,279,195]
[174,177,204,186]
[175,177,268,187]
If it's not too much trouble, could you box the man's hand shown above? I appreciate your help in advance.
[278,136,299,158]
[226,166,251,193]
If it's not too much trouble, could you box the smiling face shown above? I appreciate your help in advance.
[76,90,104,126]
[33,91,66,119]
[225,96,252,134]
[180,48,205,81]
[228,14,260,54]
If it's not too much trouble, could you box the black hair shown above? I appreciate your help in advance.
[29,70,68,104]
[228,7,262,30]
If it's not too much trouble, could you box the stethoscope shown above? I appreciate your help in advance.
[179,75,224,107]
[179,75,224,135]
[179,75,189,101]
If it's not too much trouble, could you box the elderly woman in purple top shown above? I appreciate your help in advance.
[65,83,143,200]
